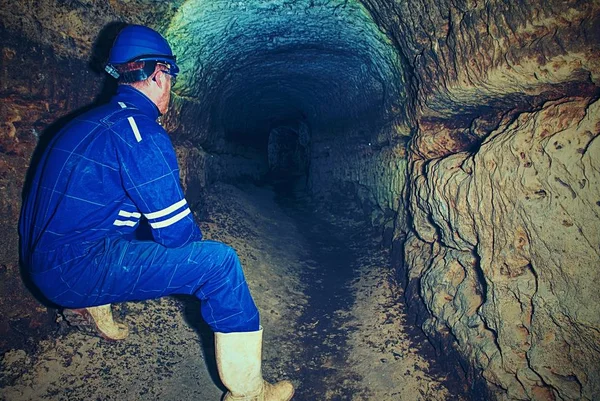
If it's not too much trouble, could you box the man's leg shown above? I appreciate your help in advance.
[32,237,293,400]
[215,327,295,401]
[37,237,259,333]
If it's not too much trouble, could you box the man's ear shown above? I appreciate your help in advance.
[152,70,166,89]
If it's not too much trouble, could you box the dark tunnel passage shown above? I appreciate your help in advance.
[166,0,406,192]
[266,122,310,187]
[159,3,470,399]
[163,4,441,398]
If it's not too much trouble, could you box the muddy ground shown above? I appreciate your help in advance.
[0,182,468,401]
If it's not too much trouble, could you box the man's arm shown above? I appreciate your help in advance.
[117,116,203,247]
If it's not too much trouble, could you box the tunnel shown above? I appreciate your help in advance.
[1,1,600,400]
[162,0,405,197]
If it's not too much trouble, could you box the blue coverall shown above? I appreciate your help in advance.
[19,85,259,333]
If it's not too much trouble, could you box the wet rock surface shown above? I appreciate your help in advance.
[0,182,464,401]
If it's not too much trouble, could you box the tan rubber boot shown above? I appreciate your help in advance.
[63,304,129,341]
[215,327,294,401]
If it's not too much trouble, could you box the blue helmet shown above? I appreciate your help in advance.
[105,25,179,80]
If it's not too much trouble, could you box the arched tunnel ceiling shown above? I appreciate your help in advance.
[165,0,406,135]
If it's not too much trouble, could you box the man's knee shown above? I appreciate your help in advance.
[202,241,243,279]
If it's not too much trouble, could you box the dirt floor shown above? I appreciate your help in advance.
[0,182,468,401]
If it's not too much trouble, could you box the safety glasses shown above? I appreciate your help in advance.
[161,70,177,85]
[156,63,177,85]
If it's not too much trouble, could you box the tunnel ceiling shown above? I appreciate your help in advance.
[165,0,406,137]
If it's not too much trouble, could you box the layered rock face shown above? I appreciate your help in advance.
[406,97,600,400]
[360,0,600,399]
[1,0,599,400]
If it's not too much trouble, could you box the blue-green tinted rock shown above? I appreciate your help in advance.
[166,0,405,134]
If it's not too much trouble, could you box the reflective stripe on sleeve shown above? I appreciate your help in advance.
[118,210,142,218]
[149,208,191,229]
[118,102,127,108]
[113,219,138,227]
[145,199,188,220]
[127,116,142,142]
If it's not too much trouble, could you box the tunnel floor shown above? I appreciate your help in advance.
[0,182,467,401]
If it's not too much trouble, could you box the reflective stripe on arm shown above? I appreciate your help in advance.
[145,198,192,229]
[113,209,142,227]
[145,199,187,219]
[119,210,141,218]
[149,208,191,229]
[113,219,138,227]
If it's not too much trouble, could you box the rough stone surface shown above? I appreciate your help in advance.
[354,0,600,399]
[309,119,409,229]
[0,0,182,59]
[362,0,600,157]
[166,0,405,139]
[405,97,600,400]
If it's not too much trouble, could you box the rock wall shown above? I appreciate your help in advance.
[309,119,410,230]
[406,96,600,400]
[358,0,600,399]
[0,27,104,352]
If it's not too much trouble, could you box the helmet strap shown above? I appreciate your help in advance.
[117,61,158,83]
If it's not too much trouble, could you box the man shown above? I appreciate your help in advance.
[19,24,294,401]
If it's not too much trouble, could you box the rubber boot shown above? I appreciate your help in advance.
[63,304,129,341]
[215,327,294,401]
